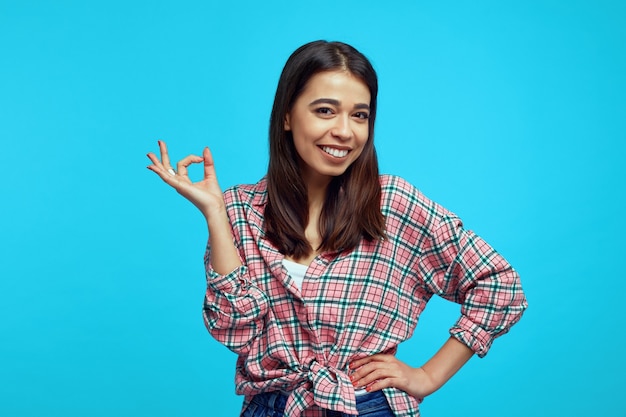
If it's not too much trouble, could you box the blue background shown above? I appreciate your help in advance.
[1,1,624,415]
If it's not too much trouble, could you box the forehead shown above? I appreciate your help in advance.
[299,70,371,103]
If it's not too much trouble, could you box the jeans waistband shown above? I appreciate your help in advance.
[250,389,389,413]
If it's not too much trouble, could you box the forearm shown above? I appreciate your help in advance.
[421,336,474,390]
[205,208,243,275]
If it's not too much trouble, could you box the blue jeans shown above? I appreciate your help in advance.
[242,390,394,416]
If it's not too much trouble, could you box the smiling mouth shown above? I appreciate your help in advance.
[320,146,349,158]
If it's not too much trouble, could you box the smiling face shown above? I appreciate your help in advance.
[284,70,371,187]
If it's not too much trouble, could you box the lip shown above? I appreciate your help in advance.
[318,144,352,151]
[318,145,351,160]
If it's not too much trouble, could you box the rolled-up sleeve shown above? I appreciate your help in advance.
[202,187,271,355]
[418,214,527,357]
[203,261,270,354]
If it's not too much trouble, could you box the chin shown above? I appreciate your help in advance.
[318,163,350,176]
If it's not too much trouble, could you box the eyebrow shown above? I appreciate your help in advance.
[309,98,370,111]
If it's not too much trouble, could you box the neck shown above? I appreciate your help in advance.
[302,176,328,257]
[306,182,327,212]
[302,171,331,210]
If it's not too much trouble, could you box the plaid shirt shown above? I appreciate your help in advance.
[203,175,527,417]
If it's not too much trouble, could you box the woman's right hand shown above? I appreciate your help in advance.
[147,140,226,219]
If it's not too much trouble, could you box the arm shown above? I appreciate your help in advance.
[202,222,270,354]
[350,206,526,399]
[147,141,267,353]
[419,337,473,393]
[205,205,243,275]
[422,214,528,357]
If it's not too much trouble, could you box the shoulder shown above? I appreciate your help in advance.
[379,174,419,198]
[379,174,453,231]
[379,174,436,213]
[223,177,268,208]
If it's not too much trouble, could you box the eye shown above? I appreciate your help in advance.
[353,111,369,120]
[315,107,334,116]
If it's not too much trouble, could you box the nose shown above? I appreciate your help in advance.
[330,114,352,140]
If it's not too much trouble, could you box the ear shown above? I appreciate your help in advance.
[284,113,291,131]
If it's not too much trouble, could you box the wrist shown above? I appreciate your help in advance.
[203,204,228,224]
[411,367,439,399]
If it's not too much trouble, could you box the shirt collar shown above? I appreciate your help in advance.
[251,177,269,207]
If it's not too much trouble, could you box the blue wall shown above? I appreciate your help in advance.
[1,1,624,415]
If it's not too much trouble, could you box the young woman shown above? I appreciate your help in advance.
[147,40,527,417]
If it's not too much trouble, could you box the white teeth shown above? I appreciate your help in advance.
[321,146,349,158]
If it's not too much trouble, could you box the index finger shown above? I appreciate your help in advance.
[350,353,391,370]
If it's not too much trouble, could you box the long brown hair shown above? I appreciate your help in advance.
[265,40,385,259]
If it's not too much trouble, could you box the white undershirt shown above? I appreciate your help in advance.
[281,259,369,396]
[282,259,308,289]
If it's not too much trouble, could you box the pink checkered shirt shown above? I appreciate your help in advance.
[203,175,527,416]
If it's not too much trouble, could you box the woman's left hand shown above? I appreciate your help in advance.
[349,354,438,400]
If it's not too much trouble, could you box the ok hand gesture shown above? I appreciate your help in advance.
[146,140,226,219]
